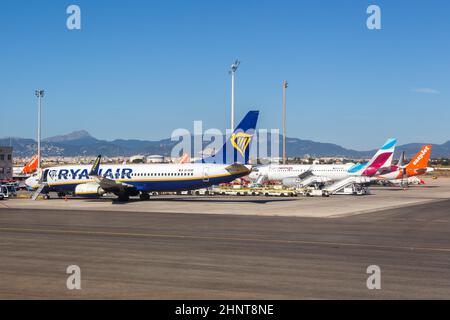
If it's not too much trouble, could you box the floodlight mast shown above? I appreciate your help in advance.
[282,81,288,164]
[35,90,44,171]
[229,59,240,131]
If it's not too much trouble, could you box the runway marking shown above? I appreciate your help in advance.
[0,227,450,253]
[0,202,10,208]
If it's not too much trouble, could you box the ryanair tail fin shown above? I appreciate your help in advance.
[201,110,259,164]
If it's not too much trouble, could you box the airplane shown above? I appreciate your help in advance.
[374,145,433,185]
[249,138,397,186]
[178,153,190,164]
[12,155,39,179]
[26,111,259,201]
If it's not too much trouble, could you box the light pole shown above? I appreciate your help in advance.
[282,80,288,164]
[35,90,44,171]
[229,59,240,131]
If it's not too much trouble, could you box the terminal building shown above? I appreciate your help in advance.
[0,146,13,180]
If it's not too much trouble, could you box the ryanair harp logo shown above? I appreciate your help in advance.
[231,132,253,157]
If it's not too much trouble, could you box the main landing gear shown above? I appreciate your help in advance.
[117,191,130,202]
[115,191,148,202]
[139,192,150,201]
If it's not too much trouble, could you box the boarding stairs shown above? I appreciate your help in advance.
[296,176,332,188]
[255,175,267,185]
[31,184,46,201]
[322,176,372,196]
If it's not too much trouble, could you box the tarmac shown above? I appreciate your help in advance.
[0,177,449,299]
[1,177,449,218]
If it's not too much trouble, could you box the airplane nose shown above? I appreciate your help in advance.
[25,177,37,188]
[25,177,32,187]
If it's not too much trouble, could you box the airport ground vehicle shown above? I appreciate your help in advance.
[261,189,297,197]
[0,185,10,200]
[299,176,371,197]
[4,184,17,197]
[208,185,297,197]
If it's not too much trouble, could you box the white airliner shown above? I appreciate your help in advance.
[249,138,397,186]
[26,111,259,201]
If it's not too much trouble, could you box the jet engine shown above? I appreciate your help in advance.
[74,183,105,196]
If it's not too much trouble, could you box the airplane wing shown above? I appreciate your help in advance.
[88,155,135,192]
[91,175,134,191]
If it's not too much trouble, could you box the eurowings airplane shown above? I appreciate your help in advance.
[374,144,433,184]
[248,138,397,185]
[26,111,259,201]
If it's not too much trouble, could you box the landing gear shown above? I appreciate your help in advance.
[117,191,130,202]
[139,192,150,201]
[43,194,51,200]
[57,192,66,199]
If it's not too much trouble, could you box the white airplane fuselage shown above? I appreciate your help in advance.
[249,164,356,183]
[26,163,250,195]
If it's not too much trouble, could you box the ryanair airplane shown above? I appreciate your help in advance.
[26,111,259,201]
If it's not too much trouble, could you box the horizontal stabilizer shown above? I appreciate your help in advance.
[224,163,251,175]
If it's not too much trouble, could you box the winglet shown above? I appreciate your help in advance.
[89,155,102,176]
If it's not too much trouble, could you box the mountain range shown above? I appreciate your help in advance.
[1,130,450,158]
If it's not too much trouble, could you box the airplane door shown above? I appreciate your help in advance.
[203,166,209,182]
[42,169,49,183]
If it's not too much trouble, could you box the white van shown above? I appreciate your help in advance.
[0,185,9,200]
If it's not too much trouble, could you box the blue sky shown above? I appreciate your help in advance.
[1,0,449,150]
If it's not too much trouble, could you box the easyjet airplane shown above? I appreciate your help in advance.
[374,145,433,183]
[12,155,39,178]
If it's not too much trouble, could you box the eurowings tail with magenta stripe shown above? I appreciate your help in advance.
[347,138,397,176]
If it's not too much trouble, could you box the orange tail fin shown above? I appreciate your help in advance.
[178,153,190,164]
[21,155,39,174]
[407,145,432,170]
